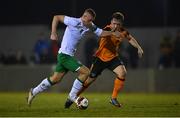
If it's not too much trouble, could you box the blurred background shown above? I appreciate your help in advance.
[0,0,180,93]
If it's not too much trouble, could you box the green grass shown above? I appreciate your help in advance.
[0,92,180,117]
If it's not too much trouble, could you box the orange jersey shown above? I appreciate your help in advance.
[95,25,130,62]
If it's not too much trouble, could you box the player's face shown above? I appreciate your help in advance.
[82,12,94,25]
[110,18,122,31]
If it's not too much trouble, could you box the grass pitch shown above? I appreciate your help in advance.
[0,92,180,117]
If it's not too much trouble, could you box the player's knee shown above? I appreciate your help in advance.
[50,75,60,83]
[117,70,127,79]
[83,69,90,78]
[85,68,90,76]
[80,66,90,76]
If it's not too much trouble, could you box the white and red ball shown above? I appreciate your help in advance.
[76,96,89,110]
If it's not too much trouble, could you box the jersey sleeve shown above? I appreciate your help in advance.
[94,28,103,37]
[64,16,78,27]
[91,24,103,36]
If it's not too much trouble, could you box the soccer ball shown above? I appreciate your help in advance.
[76,96,89,110]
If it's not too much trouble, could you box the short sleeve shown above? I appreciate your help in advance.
[91,24,103,36]
[94,28,103,36]
[64,16,78,26]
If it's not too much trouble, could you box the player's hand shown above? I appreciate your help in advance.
[50,32,58,40]
[138,48,144,58]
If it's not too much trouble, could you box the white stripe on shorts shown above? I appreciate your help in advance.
[75,67,81,72]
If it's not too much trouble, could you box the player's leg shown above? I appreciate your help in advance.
[65,57,105,108]
[64,65,90,108]
[68,57,107,101]
[77,76,96,96]
[27,53,68,106]
[112,65,126,98]
[64,76,96,108]
[64,65,92,108]
[32,72,66,96]
[77,57,108,95]
[65,73,96,108]
[108,57,127,107]
[76,63,100,96]
[54,54,89,107]
[68,65,90,101]
[27,71,66,106]
[110,65,126,107]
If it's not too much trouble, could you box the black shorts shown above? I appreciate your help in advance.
[89,56,124,78]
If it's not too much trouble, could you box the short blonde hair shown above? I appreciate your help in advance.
[85,8,96,19]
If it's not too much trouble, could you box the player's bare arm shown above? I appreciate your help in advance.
[100,30,120,37]
[50,15,65,40]
[128,35,144,58]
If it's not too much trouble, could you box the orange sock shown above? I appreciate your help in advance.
[112,77,125,99]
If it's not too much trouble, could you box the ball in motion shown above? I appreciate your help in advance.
[76,96,89,110]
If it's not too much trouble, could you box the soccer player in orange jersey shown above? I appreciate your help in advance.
[65,12,144,108]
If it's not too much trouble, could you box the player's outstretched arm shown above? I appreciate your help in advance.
[100,30,120,37]
[51,15,65,40]
[128,35,144,58]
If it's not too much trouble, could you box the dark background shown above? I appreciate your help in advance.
[0,0,180,94]
[0,0,179,27]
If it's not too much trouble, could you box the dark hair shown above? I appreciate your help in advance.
[112,12,124,22]
[85,8,96,19]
